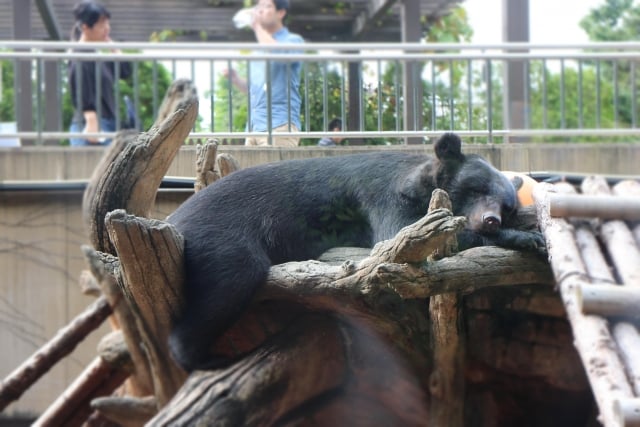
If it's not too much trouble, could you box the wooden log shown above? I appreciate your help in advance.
[0,296,112,412]
[427,189,464,427]
[582,176,640,288]
[79,269,102,297]
[612,323,640,396]
[577,284,640,318]
[148,316,349,426]
[613,179,640,260]
[367,207,465,264]
[549,194,640,220]
[105,210,187,406]
[533,182,634,426]
[216,152,240,177]
[613,398,640,427]
[91,395,158,427]
[563,183,640,412]
[32,356,130,427]
[82,79,199,255]
[82,245,154,397]
[578,283,640,318]
[194,140,220,192]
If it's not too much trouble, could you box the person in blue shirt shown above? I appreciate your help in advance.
[225,0,304,147]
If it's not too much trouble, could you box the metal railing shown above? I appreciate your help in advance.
[1,41,640,145]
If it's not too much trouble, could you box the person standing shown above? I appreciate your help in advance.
[225,0,304,147]
[68,1,131,146]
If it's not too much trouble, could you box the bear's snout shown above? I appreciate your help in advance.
[482,214,501,233]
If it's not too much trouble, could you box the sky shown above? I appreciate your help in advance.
[464,0,605,44]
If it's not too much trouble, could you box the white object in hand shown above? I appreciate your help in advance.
[233,7,255,29]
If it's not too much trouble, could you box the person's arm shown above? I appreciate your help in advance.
[82,110,100,143]
[223,68,248,94]
[253,24,278,45]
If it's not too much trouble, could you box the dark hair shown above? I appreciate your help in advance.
[328,118,342,131]
[70,1,111,40]
[273,0,290,11]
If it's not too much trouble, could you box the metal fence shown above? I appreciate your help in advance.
[1,40,640,145]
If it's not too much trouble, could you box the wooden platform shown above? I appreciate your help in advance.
[534,175,640,427]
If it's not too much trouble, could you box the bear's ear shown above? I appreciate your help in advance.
[434,133,464,162]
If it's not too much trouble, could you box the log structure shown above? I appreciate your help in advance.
[17,79,612,426]
[534,176,640,427]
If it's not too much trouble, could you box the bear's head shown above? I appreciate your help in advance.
[434,133,517,235]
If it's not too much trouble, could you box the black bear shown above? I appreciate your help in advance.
[166,133,544,371]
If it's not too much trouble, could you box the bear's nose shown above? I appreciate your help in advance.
[482,214,501,233]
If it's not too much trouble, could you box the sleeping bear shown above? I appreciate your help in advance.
[166,132,544,371]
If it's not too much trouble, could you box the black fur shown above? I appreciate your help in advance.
[166,133,544,371]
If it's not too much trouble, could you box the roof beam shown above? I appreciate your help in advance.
[351,0,398,39]
[35,0,63,40]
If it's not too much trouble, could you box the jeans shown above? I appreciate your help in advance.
[69,117,116,147]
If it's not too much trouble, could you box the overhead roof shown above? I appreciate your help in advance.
[1,0,462,42]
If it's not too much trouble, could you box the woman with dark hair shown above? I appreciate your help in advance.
[68,1,131,146]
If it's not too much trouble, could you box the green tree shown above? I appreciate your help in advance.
[577,0,640,133]
[0,59,15,122]
[580,0,640,41]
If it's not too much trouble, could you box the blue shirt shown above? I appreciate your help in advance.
[248,28,304,132]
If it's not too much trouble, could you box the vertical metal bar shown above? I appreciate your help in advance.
[560,59,565,128]
[613,60,619,127]
[132,61,139,130]
[431,60,436,130]
[467,59,473,131]
[304,61,310,132]
[341,61,346,131]
[114,61,120,129]
[57,60,63,132]
[35,58,43,145]
[152,60,158,121]
[578,60,583,128]
[286,60,291,132]
[596,60,601,128]
[191,59,196,132]
[377,59,383,132]
[359,62,364,132]
[266,59,272,145]
[210,59,215,132]
[523,59,530,129]
[542,59,548,129]
[632,60,637,128]
[486,59,493,143]
[96,60,102,128]
[449,59,454,130]
[227,59,233,133]
[395,60,401,132]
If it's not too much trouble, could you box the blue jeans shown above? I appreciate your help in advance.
[69,117,116,147]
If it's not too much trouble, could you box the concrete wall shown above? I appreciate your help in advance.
[0,143,638,417]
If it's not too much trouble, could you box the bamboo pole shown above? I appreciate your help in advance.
[549,194,640,220]
[577,284,640,318]
[533,183,634,427]
[613,398,640,427]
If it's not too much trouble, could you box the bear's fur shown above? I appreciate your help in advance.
[166,133,544,371]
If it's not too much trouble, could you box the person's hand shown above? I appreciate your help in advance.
[83,111,100,143]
